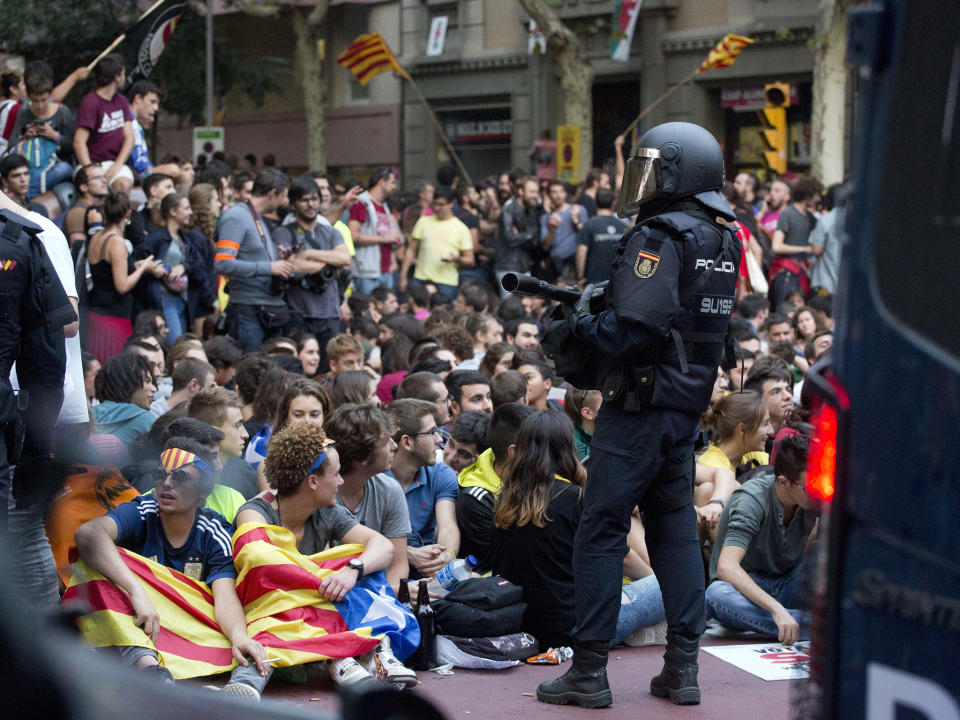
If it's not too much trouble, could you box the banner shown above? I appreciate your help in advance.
[556,124,581,183]
[125,0,187,84]
[610,0,644,62]
[427,16,449,57]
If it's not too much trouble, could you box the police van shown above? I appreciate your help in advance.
[801,0,960,716]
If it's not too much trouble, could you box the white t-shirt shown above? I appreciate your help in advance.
[10,212,87,425]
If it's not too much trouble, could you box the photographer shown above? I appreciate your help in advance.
[273,177,351,374]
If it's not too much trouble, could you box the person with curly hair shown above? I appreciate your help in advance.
[235,422,415,688]
[185,182,221,335]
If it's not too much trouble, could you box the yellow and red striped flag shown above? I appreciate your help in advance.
[337,32,410,86]
[63,523,419,678]
[696,33,754,73]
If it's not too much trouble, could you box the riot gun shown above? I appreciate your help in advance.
[500,272,607,305]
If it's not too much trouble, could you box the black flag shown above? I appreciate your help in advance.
[124,0,187,84]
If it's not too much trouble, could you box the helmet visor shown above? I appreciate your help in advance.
[616,147,660,218]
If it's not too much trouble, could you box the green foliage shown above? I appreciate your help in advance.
[0,2,281,125]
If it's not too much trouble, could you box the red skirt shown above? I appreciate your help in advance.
[86,312,132,364]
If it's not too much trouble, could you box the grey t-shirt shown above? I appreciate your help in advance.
[272,221,344,319]
[709,470,818,582]
[213,202,283,306]
[809,208,840,294]
[775,205,817,261]
[335,472,412,542]
[236,491,358,555]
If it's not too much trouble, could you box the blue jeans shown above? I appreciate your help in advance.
[225,303,268,354]
[4,479,61,614]
[409,277,457,302]
[160,293,187,344]
[354,276,384,295]
[28,161,73,198]
[705,561,810,640]
[612,574,666,646]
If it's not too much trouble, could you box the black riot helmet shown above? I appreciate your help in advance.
[617,121,735,221]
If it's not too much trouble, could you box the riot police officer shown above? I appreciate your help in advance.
[0,202,76,527]
[537,122,741,708]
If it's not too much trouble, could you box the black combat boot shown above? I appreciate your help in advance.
[536,641,613,708]
[649,634,700,705]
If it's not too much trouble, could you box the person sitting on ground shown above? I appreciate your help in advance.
[443,411,490,475]
[330,369,379,408]
[444,369,492,427]
[234,422,416,688]
[187,387,258,500]
[71,437,271,698]
[458,314,503,371]
[318,333,366,393]
[242,365,291,465]
[743,365,795,436]
[477,341,517,380]
[92,353,157,445]
[394,370,451,447]
[325,403,410,592]
[384,399,460,579]
[203,335,243,388]
[456,403,536,570]
[705,433,818,645]
[489,411,665,650]
[234,352,273,422]
[517,356,561,411]
[695,391,774,544]
[490,369,528,408]
[563,387,603,461]
[150,357,216,417]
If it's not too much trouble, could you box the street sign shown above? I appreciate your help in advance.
[193,126,224,166]
[556,124,581,183]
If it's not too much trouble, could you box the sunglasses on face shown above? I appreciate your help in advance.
[154,467,198,486]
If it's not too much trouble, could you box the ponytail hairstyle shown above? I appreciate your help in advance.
[702,390,766,443]
[494,411,586,530]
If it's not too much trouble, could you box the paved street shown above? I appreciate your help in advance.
[258,635,798,719]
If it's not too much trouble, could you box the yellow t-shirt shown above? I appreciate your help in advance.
[411,214,473,287]
[698,444,769,471]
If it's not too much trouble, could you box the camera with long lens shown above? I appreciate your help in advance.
[300,264,337,293]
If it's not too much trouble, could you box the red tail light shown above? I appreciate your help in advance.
[807,403,838,502]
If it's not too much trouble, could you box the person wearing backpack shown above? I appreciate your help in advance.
[6,71,74,199]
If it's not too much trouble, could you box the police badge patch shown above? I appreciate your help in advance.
[634,250,660,279]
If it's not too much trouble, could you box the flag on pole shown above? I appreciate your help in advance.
[696,33,754,74]
[124,0,187,84]
[610,0,644,62]
[337,32,410,86]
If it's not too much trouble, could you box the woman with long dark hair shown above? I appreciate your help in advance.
[184,182,221,336]
[490,411,664,649]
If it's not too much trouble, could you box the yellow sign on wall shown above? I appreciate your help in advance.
[556,124,581,183]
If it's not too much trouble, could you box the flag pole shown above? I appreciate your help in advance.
[618,66,701,142]
[403,74,474,187]
[85,0,170,71]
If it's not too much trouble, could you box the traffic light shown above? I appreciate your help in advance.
[758,82,790,175]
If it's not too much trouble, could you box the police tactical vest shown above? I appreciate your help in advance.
[608,208,740,414]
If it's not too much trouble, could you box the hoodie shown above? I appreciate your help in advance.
[92,401,156,444]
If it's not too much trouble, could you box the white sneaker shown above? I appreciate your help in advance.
[327,656,373,687]
[365,637,418,688]
[203,683,261,702]
[624,620,668,647]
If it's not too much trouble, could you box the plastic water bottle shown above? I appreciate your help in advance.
[428,555,478,596]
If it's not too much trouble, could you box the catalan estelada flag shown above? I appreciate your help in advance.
[337,32,410,86]
[63,523,419,679]
[696,33,754,74]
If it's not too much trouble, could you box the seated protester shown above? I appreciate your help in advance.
[375,335,413,405]
[768,340,807,386]
[395,370,452,449]
[243,366,292,470]
[444,369,492,427]
[187,387,257,500]
[477,341,517,380]
[726,347,755,393]
[253,377,331,492]
[443,411,490,474]
[70,437,271,697]
[804,330,833,364]
[0,153,49,216]
[203,335,242,388]
[562,387,602,461]
[743,364,795,436]
[151,357,216,417]
[234,352,274,422]
[516,356,562,411]
[329,369,379,408]
[695,392,774,542]
[325,403,411,591]
[490,369,528,408]
[92,354,157,445]
[235,422,416,688]
[764,312,795,349]
[319,333,366,393]
[124,335,166,383]
[456,403,536,570]
[705,433,818,645]
[458,314,503,370]
[504,315,541,353]
[383,399,460,578]
[431,323,474,367]
[488,412,665,650]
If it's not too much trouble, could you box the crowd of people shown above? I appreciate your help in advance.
[1,53,842,703]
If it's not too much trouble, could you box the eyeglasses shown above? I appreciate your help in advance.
[413,427,443,437]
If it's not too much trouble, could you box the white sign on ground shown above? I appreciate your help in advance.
[702,641,811,682]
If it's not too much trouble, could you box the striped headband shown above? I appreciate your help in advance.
[160,448,213,478]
